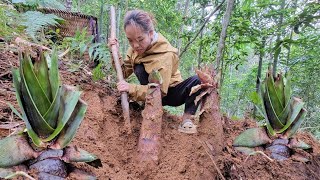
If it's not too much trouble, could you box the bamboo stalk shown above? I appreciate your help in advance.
[110,6,131,133]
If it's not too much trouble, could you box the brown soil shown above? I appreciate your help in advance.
[1,51,320,180]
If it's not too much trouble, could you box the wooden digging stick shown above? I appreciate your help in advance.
[110,6,131,133]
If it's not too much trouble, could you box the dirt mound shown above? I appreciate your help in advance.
[0,51,320,180]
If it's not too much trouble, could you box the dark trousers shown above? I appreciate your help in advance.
[134,64,201,115]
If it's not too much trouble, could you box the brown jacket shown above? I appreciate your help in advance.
[120,33,183,101]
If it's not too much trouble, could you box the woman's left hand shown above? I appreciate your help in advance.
[117,80,130,92]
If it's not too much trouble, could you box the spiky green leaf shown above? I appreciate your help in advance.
[48,49,60,99]
[43,87,61,128]
[53,99,87,149]
[259,82,276,136]
[20,64,54,136]
[33,51,52,101]
[264,80,284,129]
[276,97,304,133]
[284,108,307,138]
[266,72,284,117]
[21,54,50,116]
[12,68,43,147]
[7,102,23,120]
[44,85,81,142]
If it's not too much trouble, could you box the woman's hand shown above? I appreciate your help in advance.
[117,80,130,92]
[108,38,119,50]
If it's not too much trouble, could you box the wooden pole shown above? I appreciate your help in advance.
[110,6,131,133]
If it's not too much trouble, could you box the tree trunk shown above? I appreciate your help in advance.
[215,0,235,71]
[98,1,104,42]
[179,0,225,58]
[272,0,285,78]
[138,84,163,166]
[177,0,190,53]
[197,4,205,68]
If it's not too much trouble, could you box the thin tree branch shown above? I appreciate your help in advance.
[179,0,225,58]
[196,138,226,180]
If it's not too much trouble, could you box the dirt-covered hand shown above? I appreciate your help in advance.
[200,83,214,88]
[117,80,129,92]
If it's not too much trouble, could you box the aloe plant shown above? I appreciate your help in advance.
[233,68,310,161]
[0,50,101,179]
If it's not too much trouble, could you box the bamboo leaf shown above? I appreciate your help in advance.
[7,102,23,120]
[278,97,291,126]
[52,99,87,149]
[20,60,54,137]
[259,82,276,136]
[284,71,292,106]
[43,87,61,128]
[277,97,304,134]
[44,85,81,142]
[273,73,285,108]
[12,68,44,147]
[264,80,284,129]
[21,54,51,116]
[284,108,307,138]
[266,72,283,116]
[33,51,52,101]
[48,49,60,100]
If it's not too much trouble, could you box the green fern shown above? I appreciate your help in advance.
[88,42,110,63]
[20,11,64,40]
[12,0,66,10]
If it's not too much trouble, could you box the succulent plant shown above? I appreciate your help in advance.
[233,68,310,160]
[0,50,101,179]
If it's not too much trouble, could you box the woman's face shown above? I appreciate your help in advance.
[125,24,153,55]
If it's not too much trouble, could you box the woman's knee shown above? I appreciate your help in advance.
[134,64,146,75]
[134,64,149,85]
[190,75,201,86]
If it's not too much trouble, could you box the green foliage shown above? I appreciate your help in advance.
[60,28,94,58]
[19,11,63,40]
[88,42,110,63]
[0,4,24,40]
[12,0,66,11]
[92,63,105,81]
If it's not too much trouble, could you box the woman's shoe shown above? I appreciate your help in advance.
[178,119,197,134]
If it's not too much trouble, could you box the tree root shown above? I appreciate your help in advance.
[196,138,226,180]
[244,151,274,163]
[5,171,35,180]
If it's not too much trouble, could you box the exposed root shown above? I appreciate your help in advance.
[196,138,226,180]
[5,171,35,180]
[244,151,274,163]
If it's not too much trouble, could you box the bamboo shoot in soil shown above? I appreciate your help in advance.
[138,84,163,165]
